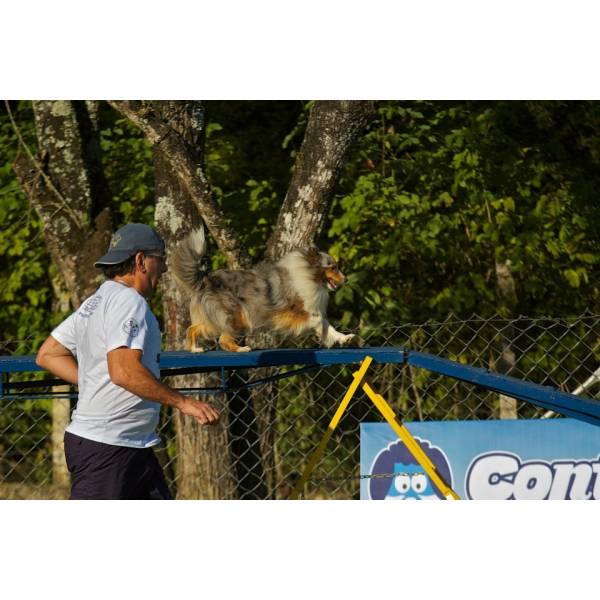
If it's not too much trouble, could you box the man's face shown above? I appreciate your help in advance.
[140,251,167,297]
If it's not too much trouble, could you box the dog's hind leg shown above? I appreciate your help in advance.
[218,333,252,353]
[186,325,205,352]
[218,307,252,352]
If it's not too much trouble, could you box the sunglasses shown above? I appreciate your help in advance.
[144,253,167,262]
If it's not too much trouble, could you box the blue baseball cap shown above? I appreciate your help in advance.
[94,223,165,267]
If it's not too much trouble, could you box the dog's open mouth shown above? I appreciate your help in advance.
[327,278,339,291]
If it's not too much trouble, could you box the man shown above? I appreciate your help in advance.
[36,223,219,499]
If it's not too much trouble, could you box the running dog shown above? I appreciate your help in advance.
[169,228,355,352]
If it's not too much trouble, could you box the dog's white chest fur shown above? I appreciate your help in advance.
[278,252,329,315]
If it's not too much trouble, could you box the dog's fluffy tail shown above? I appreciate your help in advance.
[170,227,209,292]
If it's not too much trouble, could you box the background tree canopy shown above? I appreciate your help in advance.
[1,100,600,352]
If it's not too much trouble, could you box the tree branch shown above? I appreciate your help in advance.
[266,100,375,260]
[5,100,83,228]
[10,101,113,307]
[109,100,251,268]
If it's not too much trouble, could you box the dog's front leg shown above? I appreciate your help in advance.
[316,317,355,348]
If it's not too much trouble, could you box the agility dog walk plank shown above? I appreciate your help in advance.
[2,347,600,428]
[0,347,405,374]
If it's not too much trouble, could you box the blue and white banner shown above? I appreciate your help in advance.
[360,419,600,500]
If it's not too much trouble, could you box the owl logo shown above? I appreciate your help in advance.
[122,318,140,337]
[384,463,436,500]
[110,233,122,248]
[369,437,453,500]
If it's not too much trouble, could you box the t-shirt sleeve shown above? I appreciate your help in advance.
[51,313,78,356]
[105,291,151,355]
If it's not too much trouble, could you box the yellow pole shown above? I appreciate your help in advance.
[289,356,373,500]
[363,381,460,500]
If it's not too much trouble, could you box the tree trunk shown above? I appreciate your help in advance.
[109,100,251,269]
[10,100,114,494]
[266,100,375,260]
[152,101,240,498]
[12,100,113,307]
[250,101,375,496]
[50,273,71,488]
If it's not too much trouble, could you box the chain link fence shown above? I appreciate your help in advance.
[2,312,600,499]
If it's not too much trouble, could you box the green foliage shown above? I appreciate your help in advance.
[3,100,600,343]
[329,101,600,327]
[0,101,53,352]
[204,101,302,265]
[98,109,155,225]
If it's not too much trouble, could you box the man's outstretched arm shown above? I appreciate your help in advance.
[107,347,220,425]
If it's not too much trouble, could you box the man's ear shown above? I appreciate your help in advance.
[135,251,146,273]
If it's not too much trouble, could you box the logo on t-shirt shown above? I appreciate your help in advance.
[79,295,102,319]
[123,318,140,337]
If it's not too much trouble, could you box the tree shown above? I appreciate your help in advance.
[10,101,114,307]
[6,100,115,488]
[109,100,375,498]
[6,100,373,498]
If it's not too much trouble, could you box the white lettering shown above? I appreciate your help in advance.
[550,463,593,500]
[466,453,600,500]
[513,463,553,500]
[592,464,600,499]
[466,454,519,500]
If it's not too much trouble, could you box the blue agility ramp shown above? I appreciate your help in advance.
[1,346,600,427]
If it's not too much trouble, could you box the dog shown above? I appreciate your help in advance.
[169,227,355,352]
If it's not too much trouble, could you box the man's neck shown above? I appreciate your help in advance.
[112,274,147,298]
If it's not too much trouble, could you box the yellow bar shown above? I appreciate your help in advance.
[363,381,460,500]
[289,356,374,500]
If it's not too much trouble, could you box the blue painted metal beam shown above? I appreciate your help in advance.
[407,351,600,427]
[0,347,406,374]
[158,347,407,370]
[2,346,600,427]
[0,354,42,374]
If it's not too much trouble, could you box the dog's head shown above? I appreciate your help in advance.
[304,246,346,292]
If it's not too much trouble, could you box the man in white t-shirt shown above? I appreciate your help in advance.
[36,223,219,499]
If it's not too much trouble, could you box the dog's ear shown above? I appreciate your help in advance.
[306,246,320,265]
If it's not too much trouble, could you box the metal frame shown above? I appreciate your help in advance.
[2,346,599,426]
[289,355,460,500]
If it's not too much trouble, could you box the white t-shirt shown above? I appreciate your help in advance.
[51,280,162,448]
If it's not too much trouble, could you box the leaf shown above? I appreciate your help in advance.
[563,269,580,288]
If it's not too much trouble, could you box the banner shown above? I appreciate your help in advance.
[360,419,600,500]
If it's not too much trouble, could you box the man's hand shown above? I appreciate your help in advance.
[107,347,220,425]
[178,397,220,425]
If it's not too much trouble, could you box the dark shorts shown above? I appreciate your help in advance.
[64,431,173,500]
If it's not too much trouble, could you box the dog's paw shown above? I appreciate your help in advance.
[190,345,205,353]
[323,332,355,347]
[237,345,252,353]
[334,333,355,346]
